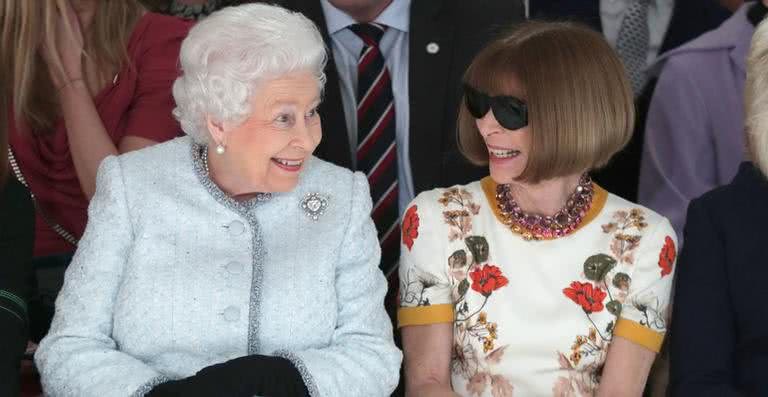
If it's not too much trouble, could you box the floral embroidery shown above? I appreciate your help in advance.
[563,282,607,314]
[490,374,515,397]
[456,335,514,397]
[439,188,481,241]
[452,247,512,395]
[612,272,631,291]
[582,254,624,317]
[466,372,491,396]
[399,267,449,307]
[402,205,420,251]
[455,261,508,348]
[601,209,648,265]
[554,325,611,396]
[470,265,509,297]
[424,189,515,395]
[473,312,501,353]
[553,207,674,394]
[554,210,650,392]
[402,185,675,395]
[658,236,675,277]
[630,292,668,331]
[465,370,515,397]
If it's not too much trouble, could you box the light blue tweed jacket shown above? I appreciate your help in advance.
[34,136,402,397]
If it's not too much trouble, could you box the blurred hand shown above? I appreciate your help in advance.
[40,1,85,89]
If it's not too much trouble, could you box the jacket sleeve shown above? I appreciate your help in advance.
[34,156,168,397]
[638,55,715,244]
[274,172,402,397]
[668,199,743,396]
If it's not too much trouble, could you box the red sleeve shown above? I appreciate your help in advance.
[124,15,193,142]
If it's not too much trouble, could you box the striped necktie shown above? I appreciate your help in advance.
[349,23,399,274]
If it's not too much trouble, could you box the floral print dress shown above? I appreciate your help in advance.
[397,177,678,397]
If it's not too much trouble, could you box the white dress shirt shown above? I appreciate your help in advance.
[320,0,414,216]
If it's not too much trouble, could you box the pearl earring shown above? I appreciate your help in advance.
[215,144,225,155]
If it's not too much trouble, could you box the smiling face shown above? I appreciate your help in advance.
[471,77,532,185]
[477,109,532,185]
[458,22,635,185]
[210,71,322,193]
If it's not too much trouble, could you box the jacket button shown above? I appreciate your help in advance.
[227,220,245,236]
[223,306,240,322]
[226,261,243,274]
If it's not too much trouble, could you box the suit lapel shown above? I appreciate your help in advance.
[408,0,453,193]
[290,0,352,168]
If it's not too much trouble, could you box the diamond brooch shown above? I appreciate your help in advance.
[301,193,329,221]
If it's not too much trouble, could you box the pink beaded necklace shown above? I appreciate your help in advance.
[495,174,594,241]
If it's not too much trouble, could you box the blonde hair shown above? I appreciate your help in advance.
[746,18,768,177]
[0,0,144,134]
[458,21,635,183]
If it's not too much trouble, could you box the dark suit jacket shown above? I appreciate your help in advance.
[0,177,34,397]
[254,0,525,193]
[529,0,730,201]
[669,162,768,396]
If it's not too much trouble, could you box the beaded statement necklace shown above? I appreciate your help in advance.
[495,174,594,241]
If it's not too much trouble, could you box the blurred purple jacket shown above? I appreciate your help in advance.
[639,4,753,242]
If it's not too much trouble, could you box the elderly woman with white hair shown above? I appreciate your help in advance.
[669,17,768,397]
[33,4,402,397]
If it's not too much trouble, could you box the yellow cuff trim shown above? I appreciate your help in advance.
[614,318,665,353]
[398,304,454,328]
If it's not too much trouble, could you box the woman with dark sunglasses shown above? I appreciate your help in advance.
[396,21,678,396]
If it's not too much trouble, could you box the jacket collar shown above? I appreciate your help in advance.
[650,3,754,76]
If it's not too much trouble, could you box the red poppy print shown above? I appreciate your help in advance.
[402,205,420,251]
[658,236,676,277]
[563,281,607,313]
[470,265,509,296]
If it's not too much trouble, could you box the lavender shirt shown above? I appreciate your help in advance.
[638,4,753,242]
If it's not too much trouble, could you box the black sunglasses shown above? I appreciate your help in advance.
[463,84,528,131]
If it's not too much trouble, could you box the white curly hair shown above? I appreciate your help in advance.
[172,3,327,144]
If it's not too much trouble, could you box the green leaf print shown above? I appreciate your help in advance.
[606,300,622,316]
[612,272,631,290]
[584,254,617,281]
[465,236,489,264]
